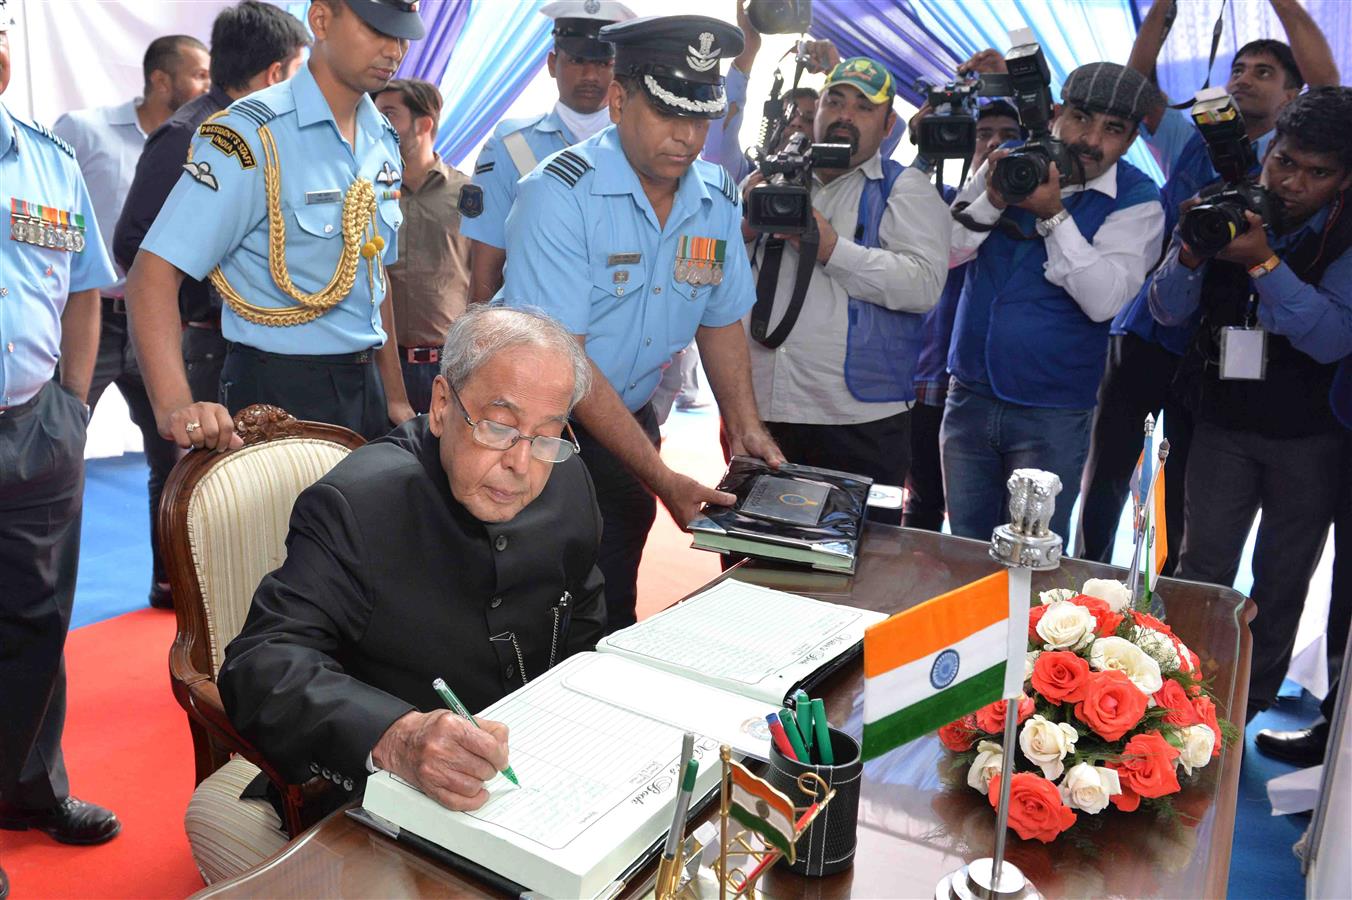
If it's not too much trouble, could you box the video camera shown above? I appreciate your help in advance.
[747,133,852,233]
[745,0,813,35]
[915,76,1008,159]
[1178,89,1280,258]
[746,68,851,234]
[988,41,1079,204]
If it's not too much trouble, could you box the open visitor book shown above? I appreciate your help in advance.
[360,579,885,898]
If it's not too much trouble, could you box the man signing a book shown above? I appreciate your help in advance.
[219,305,607,814]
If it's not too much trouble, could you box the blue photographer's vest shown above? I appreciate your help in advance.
[843,159,926,402]
[949,160,1160,409]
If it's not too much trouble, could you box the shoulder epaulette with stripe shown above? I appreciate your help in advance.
[543,150,592,188]
[475,161,494,175]
[230,98,278,128]
[381,117,400,144]
[717,166,737,205]
[26,121,75,158]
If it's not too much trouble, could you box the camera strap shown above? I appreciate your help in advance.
[951,202,1042,242]
[750,229,819,348]
[1168,0,1229,110]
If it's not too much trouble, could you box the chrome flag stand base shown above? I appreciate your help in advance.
[935,858,1044,900]
[936,469,1063,900]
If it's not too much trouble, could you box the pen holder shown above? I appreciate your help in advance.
[767,727,861,877]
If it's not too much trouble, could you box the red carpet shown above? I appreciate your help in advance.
[2,410,727,898]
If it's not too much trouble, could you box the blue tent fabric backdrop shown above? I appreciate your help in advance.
[397,0,472,87]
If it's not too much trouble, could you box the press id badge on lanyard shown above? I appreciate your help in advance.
[1219,292,1267,381]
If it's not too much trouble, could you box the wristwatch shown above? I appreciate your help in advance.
[1247,254,1281,279]
[1035,208,1071,237]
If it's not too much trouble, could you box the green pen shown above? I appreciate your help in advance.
[433,677,520,787]
[793,689,814,757]
[810,698,833,765]
[777,708,809,761]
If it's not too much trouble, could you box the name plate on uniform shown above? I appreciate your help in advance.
[305,190,343,205]
[607,252,641,266]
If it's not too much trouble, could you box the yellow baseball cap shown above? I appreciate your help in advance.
[823,57,896,106]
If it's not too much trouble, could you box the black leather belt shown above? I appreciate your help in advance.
[102,296,127,316]
[230,343,376,365]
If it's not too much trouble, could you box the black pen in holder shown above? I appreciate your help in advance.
[766,727,862,877]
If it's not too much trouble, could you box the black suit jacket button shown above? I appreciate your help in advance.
[494,534,508,551]
[310,762,320,774]
[506,664,516,680]
[343,778,354,791]
[491,596,503,608]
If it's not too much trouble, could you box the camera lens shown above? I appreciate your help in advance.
[993,152,1048,203]
[1179,202,1249,258]
[768,194,802,218]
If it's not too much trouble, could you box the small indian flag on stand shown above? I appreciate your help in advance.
[727,759,797,863]
[1143,466,1167,594]
[862,570,1011,761]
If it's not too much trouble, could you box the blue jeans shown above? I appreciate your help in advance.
[940,380,1093,544]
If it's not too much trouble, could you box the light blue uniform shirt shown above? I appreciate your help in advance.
[53,98,146,296]
[142,64,403,355]
[459,108,578,250]
[0,101,118,407]
[499,126,754,411]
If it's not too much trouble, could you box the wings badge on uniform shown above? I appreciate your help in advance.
[182,161,219,191]
[458,184,484,218]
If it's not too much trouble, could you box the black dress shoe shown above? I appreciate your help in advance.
[149,581,174,610]
[0,796,121,845]
[1254,722,1330,767]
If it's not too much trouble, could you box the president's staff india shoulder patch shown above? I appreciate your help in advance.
[198,122,257,169]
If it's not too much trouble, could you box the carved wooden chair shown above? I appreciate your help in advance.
[159,404,364,884]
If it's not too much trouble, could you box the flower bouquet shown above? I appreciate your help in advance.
[937,578,1235,844]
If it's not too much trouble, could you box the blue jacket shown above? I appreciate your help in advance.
[950,161,1160,409]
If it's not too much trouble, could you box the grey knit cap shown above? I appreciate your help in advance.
[1061,62,1161,122]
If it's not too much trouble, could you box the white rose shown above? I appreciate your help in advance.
[1136,626,1182,671]
[1019,715,1079,780]
[1025,650,1041,681]
[1058,762,1121,814]
[1039,588,1075,606]
[1081,578,1132,613]
[1089,635,1164,696]
[1036,601,1096,651]
[1177,724,1216,776]
[966,740,1004,795]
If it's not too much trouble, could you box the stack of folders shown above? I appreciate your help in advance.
[687,456,872,574]
[360,579,885,898]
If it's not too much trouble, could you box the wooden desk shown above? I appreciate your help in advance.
[198,527,1252,899]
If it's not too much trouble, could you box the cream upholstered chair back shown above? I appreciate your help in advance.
[186,436,354,676]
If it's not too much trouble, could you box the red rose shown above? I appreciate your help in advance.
[1192,695,1223,757]
[938,714,980,751]
[1152,679,1200,726]
[1074,669,1148,741]
[987,772,1077,843]
[1031,650,1091,704]
[975,695,1035,734]
[1113,731,1181,800]
[1028,604,1049,642]
[1109,779,1141,812]
[1132,610,1174,636]
[1069,594,1125,637]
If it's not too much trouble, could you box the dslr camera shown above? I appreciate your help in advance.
[1178,89,1280,258]
[747,132,852,233]
[989,42,1078,204]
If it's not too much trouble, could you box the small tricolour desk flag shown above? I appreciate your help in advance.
[727,759,798,863]
[861,570,1015,761]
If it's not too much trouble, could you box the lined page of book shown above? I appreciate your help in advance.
[363,653,735,899]
[596,579,887,704]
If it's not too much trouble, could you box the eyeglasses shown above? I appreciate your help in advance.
[448,384,581,464]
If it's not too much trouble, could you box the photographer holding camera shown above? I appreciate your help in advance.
[1149,86,1352,721]
[740,57,949,524]
[942,59,1165,542]
[1079,0,1339,570]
